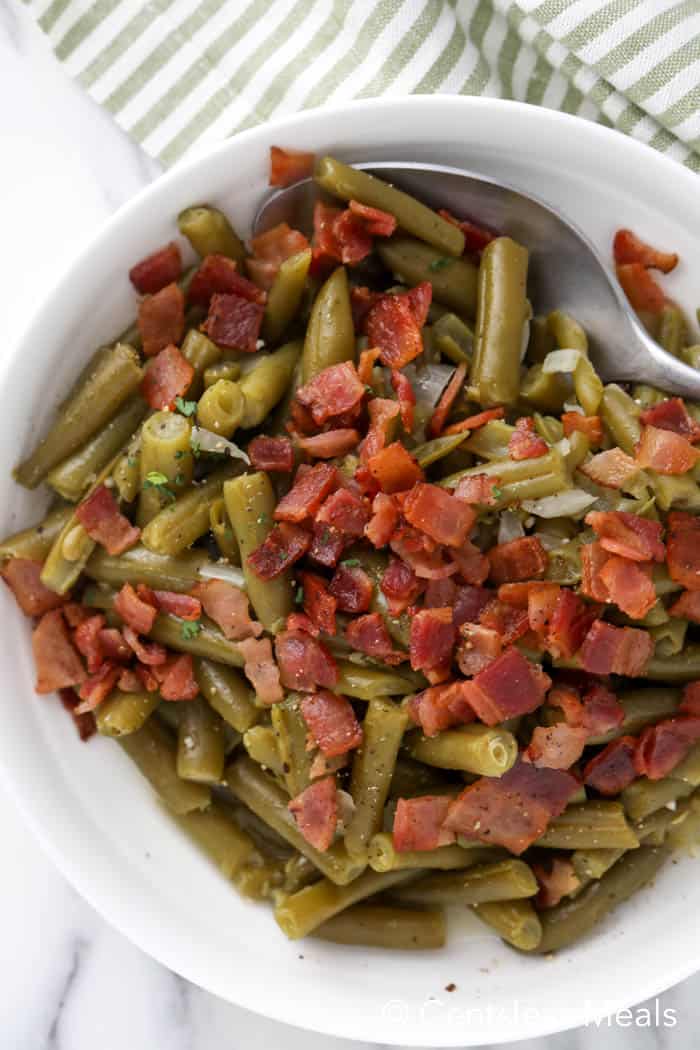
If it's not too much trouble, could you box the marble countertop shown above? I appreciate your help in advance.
[0,2,698,1047]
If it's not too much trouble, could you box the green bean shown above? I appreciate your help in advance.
[519,364,569,413]
[368,833,496,873]
[587,688,681,745]
[223,472,292,632]
[118,719,210,814]
[377,238,478,317]
[176,698,226,784]
[622,776,694,822]
[473,899,542,951]
[650,472,700,512]
[283,853,321,894]
[634,806,678,845]
[547,310,588,354]
[632,384,665,408]
[15,344,143,489]
[86,545,208,593]
[600,384,641,455]
[138,411,194,526]
[388,755,455,799]
[195,658,258,734]
[681,344,700,370]
[243,725,285,777]
[412,432,470,468]
[142,464,240,556]
[113,427,143,504]
[271,694,313,797]
[462,419,515,459]
[658,303,686,357]
[536,801,639,849]
[535,847,668,954]
[669,741,700,786]
[176,802,258,878]
[196,380,245,437]
[666,793,700,850]
[432,313,473,366]
[208,497,239,562]
[263,249,312,344]
[177,205,246,264]
[571,847,625,882]
[181,329,222,399]
[275,866,419,940]
[300,268,354,384]
[409,725,517,777]
[47,396,146,503]
[470,237,529,408]
[203,361,241,388]
[226,756,365,885]
[643,646,700,682]
[440,448,568,508]
[239,340,302,427]
[0,505,72,563]
[95,690,160,737]
[314,903,446,950]
[150,612,245,666]
[392,859,538,906]
[526,315,555,363]
[235,862,285,900]
[344,698,408,861]
[334,662,420,700]
[650,618,687,658]
[316,157,464,257]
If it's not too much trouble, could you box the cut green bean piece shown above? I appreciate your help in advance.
[176,802,258,878]
[195,658,258,734]
[377,238,477,317]
[470,237,529,408]
[177,205,246,263]
[243,725,285,778]
[272,694,313,797]
[177,698,226,784]
[622,776,694,822]
[368,833,496,873]
[412,431,470,468]
[209,497,240,562]
[239,341,302,427]
[0,505,72,563]
[203,361,241,388]
[666,793,700,850]
[181,329,222,399]
[119,719,211,815]
[138,411,194,526]
[600,384,641,455]
[314,903,446,950]
[650,472,700,512]
[196,380,245,438]
[440,449,567,508]
[263,249,312,344]
[410,725,517,777]
[587,688,681,745]
[473,899,542,951]
[142,464,240,556]
[392,859,538,906]
[669,741,700,786]
[334,662,419,700]
[643,646,700,682]
[547,310,588,354]
[571,847,625,882]
[95,690,159,737]
[301,268,354,384]
[658,303,686,358]
[86,545,209,593]
[536,801,639,849]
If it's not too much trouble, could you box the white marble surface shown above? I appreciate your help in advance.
[0,2,698,1048]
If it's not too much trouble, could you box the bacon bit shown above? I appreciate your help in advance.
[297,428,360,460]
[310,201,343,274]
[408,680,476,737]
[452,541,491,586]
[129,242,181,295]
[331,209,373,266]
[456,623,502,676]
[248,435,294,473]
[427,363,467,438]
[317,488,370,538]
[390,369,416,433]
[524,724,588,770]
[681,682,700,716]
[136,583,158,609]
[479,600,530,646]
[454,585,493,626]
[286,611,319,637]
[393,796,455,852]
[235,636,281,705]
[580,620,653,677]
[636,424,700,475]
[585,511,665,563]
[249,223,310,288]
[275,629,338,692]
[443,406,505,436]
[288,776,337,852]
[580,542,612,603]
[438,208,495,254]
[141,344,194,410]
[357,344,382,383]
[296,361,366,427]
[135,665,159,692]
[74,614,106,673]
[548,588,599,659]
[152,589,202,622]
[58,687,95,740]
[561,412,603,447]
[580,684,625,736]
[76,485,140,556]
[488,536,548,585]
[361,397,401,464]
[533,857,581,909]
[380,557,422,616]
[114,583,156,635]
[497,581,545,608]
[508,417,548,461]
[452,474,500,506]
[366,294,423,369]
[269,146,314,187]
[309,521,346,568]
[1,558,65,616]
[464,647,551,725]
[364,492,399,548]
[389,527,457,582]
[75,662,120,713]
[444,759,579,854]
[345,612,405,665]
[613,228,678,273]
[424,578,457,609]
[301,691,362,757]
[403,482,476,548]
[188,254,266,307]
[192,579,262,640]
[158,653,199,701]
[599,556,656,620]
[63,603,91,627]
[32,610,87,694]
[634,716,700,780]
[669,589,700,623]
[525,583,561,636]
[667,511,700,591]
[640,399,700,442]
[616,262,666,313]
[348,199,397,237]
[367,442,423,494]
[579,447,639,489]
[138,282,185,357]
[583,736,638,795]
[247,522,312,580]
[275,464,338,525]
[409,608,456,673]
[202,292,265,352]
[118,668,142,692]
[300,572,337,635]
[99,628,132,663]
[329,564,373,614]
[399,282,432,328]
[122,627,167,666]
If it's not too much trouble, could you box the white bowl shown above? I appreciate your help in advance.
[1,97,699,1047]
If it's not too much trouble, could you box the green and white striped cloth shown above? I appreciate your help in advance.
[26,0,700,170]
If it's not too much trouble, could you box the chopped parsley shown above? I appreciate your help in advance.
[175,396,197,417]
[341,558,361,568]
[174,472,185,487]
[181,619,202,640]
[491,486,503,499]
[127,456,137,468]
[294,585,304,606]
[174,450,184,460]
[256,512,270,526]
[190,434,201,458]
[143,471,176,502]
[429,257,453,272]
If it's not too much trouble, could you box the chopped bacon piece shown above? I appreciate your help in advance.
[479,600,530,646]
[634,716,700,780]
[389,527,457,582]
[1,558,65,616]
[456,623,502,676]
[99,628,132,663]
[192,579,261,640]
[114,582,156,635]
[301,691,362,757]
[580,620,653,677]
[390,369,416,432]
[329,564,373,614]
[380,557,422,616]
[488,536,548,585]
[361,397,400,463]
[444,759,579,854]
[151,591,202,621]
[237,636,282,705]
[348,199,397,237]
[74,614,106,673]
[402,282,433,328]
[317,488,370,538]
[438,208,495,253]
[616,262,666,313]
[122,627,167,666]
[580,683,625,736]
[286,611,319,637]
[497,581,545,608]
[32,610,87,693]
[428,362,467,438]
[118,668,142,692]
[640,398,700,443]
[408,680,476,737]
[129,242,181,295]
[547,588,599,659]
[310,201,342,273]
[136,583,158,609]
[424,578,457,609]
[585,511,665,563]
[583,736,637,795]
[76,485,140,556]
[249,223,310,288]
[453,542,491,587]
[667,511,700,590]
[367,442,423,494]
[357,342,382,382]
[300,572,337,635]
[345,612,405,665]
[269,146,314,187]
[508,417,548,460]
[443,406,506,436]
[524,724,588,770]
[669,589,700,623]
[308,521,346,568]
[274,463,338,523]
[188,254,265,307]
[409,608,456,673]
[296,362,365,427]
[141,344,194,410]
[533,857,580,909]
[580,542,612,602]
[331,209,373,265]
[613,228,678,273]
[454,584,493,626]
[366,295,423,369]
[453,473,500,505]
[464,647,551,725]
[59,687,96,741]
[275,629,337,691]
[599,556,656,619]
[75,662,120,713]
[365,492,399,548]
[135,665,159,692]
[158,653,199,701]
[202,292,265,352]
[636,424,700,475]
[561,412,603,447]
[288,776,337,852]
[63,603,91,627]
[579,447,639,489]
[403,482,476,548]
[248,435,294,473]
[247,522,312,580]
[138,282,185,357]
[681,682,700,716]
[392,796,455,852]
[297,428,360,459]
[526,583,561,636]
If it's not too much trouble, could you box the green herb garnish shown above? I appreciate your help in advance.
[190,435,201,458]
[256,513,270,526]
[143,470,176,502]
[175,397,197,417]
[429,257,453,272]
[181,619,202,640]
[491,486,503,499]
[341,558,361,568]
[294,585,304,606]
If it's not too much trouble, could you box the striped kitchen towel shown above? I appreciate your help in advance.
[25,0,700,170]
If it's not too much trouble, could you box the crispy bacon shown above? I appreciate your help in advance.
[409,608,456,673]
[478,599,530,646]
[524,724,588,770]
[488,536,548,585]
[310,201,343,273]
[269,146,314,187]
[129,242,182,295]
[392,796,455,852]
[1,558,65,616]
[189,254,266,307]
[114,582,157,634]
[158,653,199,701]
[357,343,381,382]
[367,442,423,494]
[317,488,369,538]
[424,578,457,609]
[579,447,639,489]
[454,584,493,626]
[202,292,265,352]
[122,627,167,666]
[525,582,561,636]
[428,362,467,438]
[288,776,337,852]
[33,610,87,694]
[274,463,338,524]
[667,511,700,590]
[296,362,365,427]
[403,482,476,548]
[508,417,548,460]
[59,688,96,741]
[141,344,194,410]
[99,627,132,663]
[580,542,612,603]
[533,857,580,909]
[248,435,294,473]
[249,223,310,289]
[580,620,653,677]
[389,527,456,582]
[613,229,678,273]
[76,485,140,556]
[669,589,700,623]
[74,613,106,673]
[583,736,638,795]
[636,424,700,475]
[345,612,405,665]
[192,579,261,640]
[118,668,142,692]
[286,611,319,637]
[329,564,373,614]
[248,522,312,579]
[365,492,399,548]
[547,588,599,659]
[366,294,423,369]
[634,716,700,780]
[297,428,360,459]
[616,263,666,312]
[301,691,362,757]
[348,199,397,238]
[63,603,91,627]
[408,680,476,737]
[456,623,502,676]
[681,682,700,716]
[463,647,551,725]
[390,369,416,432]
[640,398,700,442]
[237,635,283,705]
[275,629,337,691]
[361,397,400,463]
[585,510,665,563]
[138,282,185,357]
[437,208,495,253]
[453,473,501,505]
[75,662,120,713]
[443,406,505,436]
[308,521,345,568]
[561,412,603,447]
[580,683,625,736]
[380,557,422,615]
[300,572,337,635]
[598,556,656,620]
[331,209,373,265]
[403,282,432,328]
[151,591,202,621]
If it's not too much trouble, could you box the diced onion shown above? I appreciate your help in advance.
[198,562,247,589]
[521,489,598,518]
[402,362,454,408]
[192,426,250,464]
[553,437,571,456]
[497,509,525,545]
[542,348,582,374]
[563,401,585,415]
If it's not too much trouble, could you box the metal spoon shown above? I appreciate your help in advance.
[254,160,700,400]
